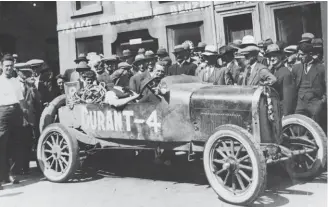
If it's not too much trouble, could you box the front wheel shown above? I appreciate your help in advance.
[37,123,80,182]
[282,114,327,180]
[203,124,267,206]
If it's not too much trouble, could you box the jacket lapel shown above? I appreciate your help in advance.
[310,64,320,84]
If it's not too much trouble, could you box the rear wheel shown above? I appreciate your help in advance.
[282,114,327,180]
[37,123,80,182]
[203,124,266,206]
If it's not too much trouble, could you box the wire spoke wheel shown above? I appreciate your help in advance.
[203,125,266,206]
[42,132,70,175]
[282,114,327,180]
[37,123,80,183]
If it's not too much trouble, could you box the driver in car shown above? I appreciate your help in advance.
[104,83,139,108]
[139,62,168,103]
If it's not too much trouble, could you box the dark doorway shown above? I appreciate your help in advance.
[111,29,158,57]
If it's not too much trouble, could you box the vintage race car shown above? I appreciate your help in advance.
[37,75,327,206]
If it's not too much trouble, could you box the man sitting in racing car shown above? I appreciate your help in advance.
[104,83,139,108]
[139,62,168,103]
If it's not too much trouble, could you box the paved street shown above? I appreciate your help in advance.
[0,151,326,207]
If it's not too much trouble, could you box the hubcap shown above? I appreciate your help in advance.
[210,138,253,194]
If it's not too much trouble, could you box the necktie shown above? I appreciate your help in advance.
[245,66,251,85]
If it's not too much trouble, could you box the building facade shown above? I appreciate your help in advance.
[56,1,325,74]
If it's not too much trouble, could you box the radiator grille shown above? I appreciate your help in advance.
[200,113,243,134]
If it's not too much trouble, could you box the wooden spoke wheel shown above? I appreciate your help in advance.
[203,125,266,206]
[37,123,80,182]
[283,114,327,180]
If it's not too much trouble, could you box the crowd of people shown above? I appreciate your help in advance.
[0,32,326,189]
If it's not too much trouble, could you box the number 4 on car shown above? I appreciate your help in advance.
[37,75,327,206]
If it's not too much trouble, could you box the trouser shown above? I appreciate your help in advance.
[295,97,324,123]
[0,104,23,181]
[14,125,33,172]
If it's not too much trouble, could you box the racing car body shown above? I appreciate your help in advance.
[37,75,327,206]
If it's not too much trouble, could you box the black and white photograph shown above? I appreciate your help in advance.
[0,1,327,207]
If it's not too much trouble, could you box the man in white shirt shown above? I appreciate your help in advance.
[0,55,24,189]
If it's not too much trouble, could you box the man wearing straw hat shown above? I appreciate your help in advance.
[198,45,233,85]
[167,44,197,76]
[238,45,277,86]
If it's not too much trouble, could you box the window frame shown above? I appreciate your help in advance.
[215,3,261,46]
[166,21,204,62]
[75,35,104,58]
[263,1,320,42]
[71,1,103,18]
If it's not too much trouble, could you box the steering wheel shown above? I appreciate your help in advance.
[139,77,162,98]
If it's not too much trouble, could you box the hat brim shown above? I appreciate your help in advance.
[172,48,188,54]
[102,58,119,62]
[76,67,91,72]
[17,68,33,72]
[299,39,312,43]
[132,59,146,66]
[145,56,157,60]
[265,50,282,56]
[202,52,219,56]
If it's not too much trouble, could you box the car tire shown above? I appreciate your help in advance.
[39,94,66,133]
[203,124,266,206]
[37,123,80,183]
[282,114,327,180]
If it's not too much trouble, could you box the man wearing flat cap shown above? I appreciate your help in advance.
[167,44,197,76]
[102,55,119,75]
[292,42,326,127]
[311,38,324,64]
[110,62,132,88]
[299,33,315,44]
[121,49,134,65]
[198,45,233,85]
[266,44,296,116]
[238,45,277,86]
[157,47,170,61]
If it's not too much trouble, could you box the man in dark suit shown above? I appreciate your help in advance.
[238,45,277,86]
[110,62,132,88]
[167,44,197,76]
[198,45,233,85]
[220,45,241,85]
[129,54,150,93]
[63,54,89,82]
[266,44,296,116]
[292,42,326,123]
[15,63,42,174]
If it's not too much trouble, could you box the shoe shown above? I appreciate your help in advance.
[8,176,20,184]
[0,184,3,190]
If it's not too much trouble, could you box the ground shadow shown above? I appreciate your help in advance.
[0,192,23,198]
[1,167,43,191]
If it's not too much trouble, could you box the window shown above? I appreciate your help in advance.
[274,3,322,45]
[72,1,102,18]
[76,36,103,58]
[224,13,253,43]
[167,22,203,47]
[75,1,97,10]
